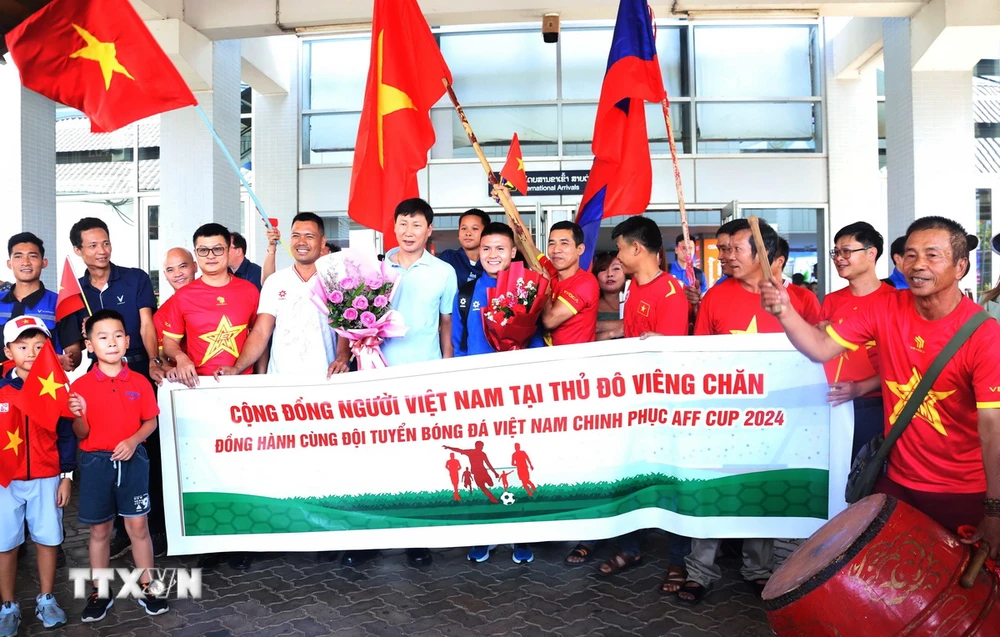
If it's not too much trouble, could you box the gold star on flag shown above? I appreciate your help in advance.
[199,315,248,365]
[69,24,135,91]
[4,428,23,456]
[36,372,64,400]
[886,367,955,436]
[730,316,758,335]
[517,157,525,172]
[376,30,415,167]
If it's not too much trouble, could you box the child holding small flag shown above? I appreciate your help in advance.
[68,309,168,622]
[0,316,77,634]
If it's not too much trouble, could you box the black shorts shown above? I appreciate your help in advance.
[78,446,151,525]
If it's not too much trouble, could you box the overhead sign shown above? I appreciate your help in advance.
[490,170,590,196]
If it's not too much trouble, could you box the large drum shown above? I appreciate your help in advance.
[762,494,999,636]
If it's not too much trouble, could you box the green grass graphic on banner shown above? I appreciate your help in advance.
[182,469,828,536]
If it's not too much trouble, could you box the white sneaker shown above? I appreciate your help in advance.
[35,593,67,629]
[0,601,21,637]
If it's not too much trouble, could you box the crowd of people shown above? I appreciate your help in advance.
[1,201,998,634]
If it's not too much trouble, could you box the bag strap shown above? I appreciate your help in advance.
[870,310,992,466]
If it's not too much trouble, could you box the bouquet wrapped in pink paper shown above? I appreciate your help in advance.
[312,250,407,369]
[482,261,549,352]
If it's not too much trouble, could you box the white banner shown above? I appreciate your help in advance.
[158,334,852,555]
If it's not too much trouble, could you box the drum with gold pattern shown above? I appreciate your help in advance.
[762,494,1000,636]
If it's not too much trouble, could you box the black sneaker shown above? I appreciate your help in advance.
[80,590,113,623]
[138,583,169,616]
[108,534,131,560]
[151,533,168,558]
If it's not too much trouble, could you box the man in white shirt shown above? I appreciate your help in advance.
[213,213,349,379]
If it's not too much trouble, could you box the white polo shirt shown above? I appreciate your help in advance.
[258,262,338,375]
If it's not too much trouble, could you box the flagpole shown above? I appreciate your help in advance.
[192,105,295,261]
[661,96,696,287]
[441,79,543,275]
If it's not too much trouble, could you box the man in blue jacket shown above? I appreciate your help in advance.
[451,223,543,357]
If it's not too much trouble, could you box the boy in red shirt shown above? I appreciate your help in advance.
[68,309,167,622]
[541,221,599,345]
[613,216,690,338]
[0,316,76,633]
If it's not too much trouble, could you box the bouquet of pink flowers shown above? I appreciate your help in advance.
[482,261,548,352]
[312,250,407,369]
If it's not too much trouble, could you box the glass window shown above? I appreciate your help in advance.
[561,102,688,156]
[561,27,684,100]
[695,26,817,98]
[450,105,557,159]
[303,112,362,164]
[696,102,818,153]
[305,38,372,111]
[440,31,556,103]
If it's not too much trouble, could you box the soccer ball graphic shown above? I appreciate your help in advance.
[146,580,166,597]
[500,491,516,506]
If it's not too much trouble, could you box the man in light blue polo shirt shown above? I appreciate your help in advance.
[340,197,456,571]
[380,198,458,366]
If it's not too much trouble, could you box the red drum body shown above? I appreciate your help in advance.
[762,494,1000,636]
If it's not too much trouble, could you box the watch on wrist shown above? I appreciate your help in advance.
[985,498,1000,517]
[59,472,73,481]
[152,357,163,366]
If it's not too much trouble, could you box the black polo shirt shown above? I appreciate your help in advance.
[76,263,157,357]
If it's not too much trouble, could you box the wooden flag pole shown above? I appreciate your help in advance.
[661,97,695,286]
[442,79,543,274]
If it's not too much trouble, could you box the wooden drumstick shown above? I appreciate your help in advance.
[748,216,779,313]
[960,542,991,589]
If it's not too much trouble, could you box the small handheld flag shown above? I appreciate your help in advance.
[55,257,87,321]
[499,133,528,195]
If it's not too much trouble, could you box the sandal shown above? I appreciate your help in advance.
[745,578,769,598]
[676,581,710,607]
[659,564,687,595]
[565,543,595,566]
[597,552,642,577]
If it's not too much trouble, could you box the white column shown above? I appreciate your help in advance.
[158,40,242,298]
[825,26,882,285]
[0,65,56,288]
[883,17,975,288]
[249,36,298,269]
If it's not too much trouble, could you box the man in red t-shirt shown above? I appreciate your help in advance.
[150,247,197,385]
[762,216,1000,559]
[161,224,259,387]
[820,222,896,457]
[613,216,690,338]
[695,220,811,337]
[683,218,783,606]
[541,221,598,345]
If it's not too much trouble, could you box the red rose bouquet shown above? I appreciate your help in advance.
[482,262,549,352]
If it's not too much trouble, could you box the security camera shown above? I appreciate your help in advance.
[542,13,559,44]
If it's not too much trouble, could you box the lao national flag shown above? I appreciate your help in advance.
[575,0,665,270]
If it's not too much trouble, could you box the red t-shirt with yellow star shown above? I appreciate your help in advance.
[820,283,896,388]
[623,272,691,337]
[787,283,822,326]
[159,277,259,376]
[827,292,1000,493]
[694,277,811,336]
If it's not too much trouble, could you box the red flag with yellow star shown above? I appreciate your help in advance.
[0,405,27,488]
[20,340,72,432]
[348,0,452,248]
[4,0,197,133]
[56,257,86,321]
[499,133,528,195]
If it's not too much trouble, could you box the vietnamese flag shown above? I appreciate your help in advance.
[348,0,452,249]
[4,0,197,133]
[55,257,86,321]
[499,133,528,195]
[21,340,72,432]
[0,407,27,488]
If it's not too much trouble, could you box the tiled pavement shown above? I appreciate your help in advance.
[14,507,776,637]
